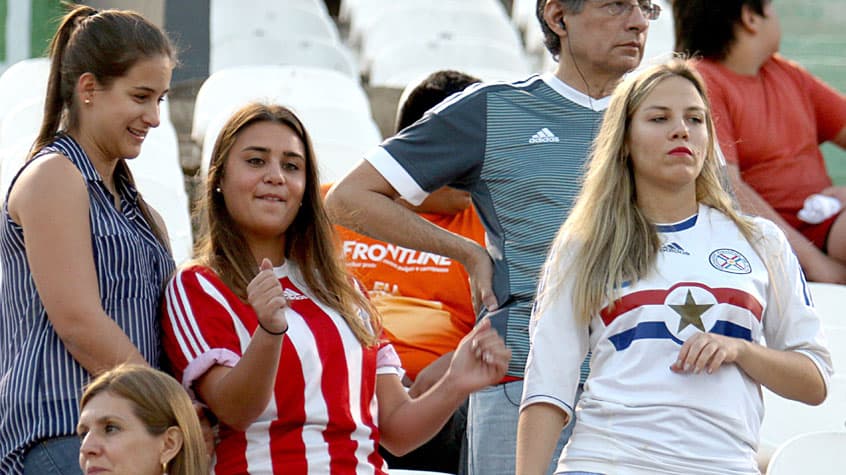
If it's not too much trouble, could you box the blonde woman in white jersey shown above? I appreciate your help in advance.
[516,59,833,475]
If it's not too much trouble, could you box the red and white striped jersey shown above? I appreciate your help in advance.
[162,261,401,474]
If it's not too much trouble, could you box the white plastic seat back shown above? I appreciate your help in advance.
[348,0,507,46]
[808,282,846,329]
[211,2,338,46]
[512,0,537,32]
[360,9,523,68]
[0,98,43,149]
[766,431,846,475]
[642,0,676,63]
[369,39,531,88]
[759,376,846,456]
[0,58,50,124]
[0,133,37,204]
[211,35,358,78]
[199,105,381,185]
[128,121,192,265]
[192,65,372,144]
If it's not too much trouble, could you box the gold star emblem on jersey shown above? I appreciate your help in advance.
[669,289,713,333]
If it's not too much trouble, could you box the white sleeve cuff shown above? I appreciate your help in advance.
[795,349,833,394]
[365,146,429,206]
[181,348,241,398]
[376,342,403,376]
[520,394,575,426]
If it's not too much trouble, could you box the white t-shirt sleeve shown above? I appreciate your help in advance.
[520,251,589,424]
[757,219,834,389]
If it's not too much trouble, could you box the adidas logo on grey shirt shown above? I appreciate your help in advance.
[528,127,560,143]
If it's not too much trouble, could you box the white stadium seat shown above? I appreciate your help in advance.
[0,133,37,204]
[210,1,339,46]
[766,431,846,475]
[347,0,507,47]
[512,0,537,33]
[192,65,373,144]
[128,121,193,265]
[199,104,381,185]
[759,376,846,458]
[369,39,531,89]
[211,35,358,78]
[808,282,846,329]
[359,8,524,70]
[0,98,42,150]
[0,58,50,124]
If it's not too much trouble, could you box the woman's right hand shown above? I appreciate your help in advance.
[444,318,510,394]
[246,258,288,333]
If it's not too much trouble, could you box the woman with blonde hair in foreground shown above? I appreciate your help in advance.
[516,59,833,475]
[78,365,209,475]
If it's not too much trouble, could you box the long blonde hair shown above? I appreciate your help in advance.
[193,103,380,346]
[540,59,761,324]
[80,365,209,475]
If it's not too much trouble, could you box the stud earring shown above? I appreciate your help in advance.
[215,187,222,193]
[84,98,91,104]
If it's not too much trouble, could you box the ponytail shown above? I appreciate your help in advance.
[30,4,98,159]
[27,3,177,250]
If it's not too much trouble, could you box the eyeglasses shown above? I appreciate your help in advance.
[594,1,662,21]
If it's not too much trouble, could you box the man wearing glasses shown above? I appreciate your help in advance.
[325,1,658,473]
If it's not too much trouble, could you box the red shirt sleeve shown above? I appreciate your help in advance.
[161,266,249,392]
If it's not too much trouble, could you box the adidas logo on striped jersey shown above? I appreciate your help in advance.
[284,288,308,300]
[528,127,560,144]
[660,242,690,255]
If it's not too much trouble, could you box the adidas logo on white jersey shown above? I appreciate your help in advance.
[660,242,690,255]
[284,289,307,300]
[528,127,560,144]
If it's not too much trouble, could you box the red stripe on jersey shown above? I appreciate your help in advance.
[284,278,383,474]
[600,281,763,325]
[269,332,308,474]
[213,427,249,474]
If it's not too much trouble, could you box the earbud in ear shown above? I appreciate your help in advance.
[559,19,566,30]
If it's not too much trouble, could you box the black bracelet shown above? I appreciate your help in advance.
[258,321,288,336]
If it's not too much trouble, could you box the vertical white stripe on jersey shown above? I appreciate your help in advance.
[286,316,331,473]
[243,418,274,474]
[342,320,373,475]
[311,297,378,475]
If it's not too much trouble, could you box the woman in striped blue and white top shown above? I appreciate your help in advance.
[0,5,177,474]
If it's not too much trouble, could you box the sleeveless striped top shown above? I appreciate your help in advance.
[0,135,175,473]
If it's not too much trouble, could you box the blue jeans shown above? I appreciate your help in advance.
[22,436,82,475]
[466,380,577,475]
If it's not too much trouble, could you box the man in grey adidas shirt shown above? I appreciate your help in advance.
[326,1,659,473]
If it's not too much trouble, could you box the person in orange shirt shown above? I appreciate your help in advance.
[674,0,846,283]
[325,70,484,473]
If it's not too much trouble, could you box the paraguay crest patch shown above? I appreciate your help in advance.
[709,249,752,274]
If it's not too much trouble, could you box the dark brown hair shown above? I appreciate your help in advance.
[674,0,770,60]
[31,3,177,247]
[194,103,380,347]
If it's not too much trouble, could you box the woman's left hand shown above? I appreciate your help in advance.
[671,332,747,374]
[446,318,511,393]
